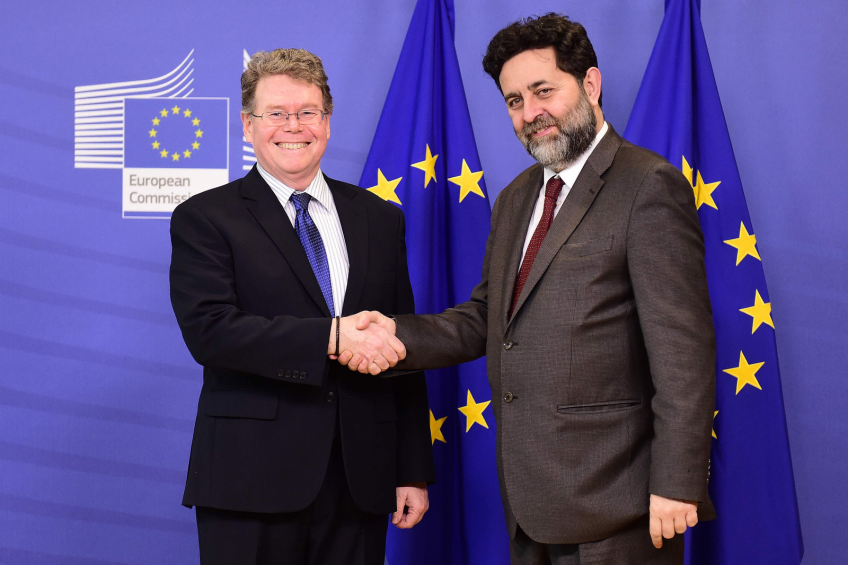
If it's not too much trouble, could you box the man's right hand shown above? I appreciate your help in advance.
[335,311,399,373]
[328,312,405,375]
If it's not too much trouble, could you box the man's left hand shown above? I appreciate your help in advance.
[649,494,698,548]
[392,483,429,529]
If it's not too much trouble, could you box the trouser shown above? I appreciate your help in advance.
[510,516,684,565]
[196,436,388,565]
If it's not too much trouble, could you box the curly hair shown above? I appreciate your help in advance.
[241,48,333,115]
[482,13,602,107]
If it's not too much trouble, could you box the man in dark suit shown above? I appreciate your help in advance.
[169,48,435,565]
[343,14,716,565]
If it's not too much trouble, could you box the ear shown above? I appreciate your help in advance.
[582,67,602,107]
[325,114,331,140]
[241,112,253,143]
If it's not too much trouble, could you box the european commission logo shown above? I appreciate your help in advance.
[74,51,229,219]
[123,97,228,217]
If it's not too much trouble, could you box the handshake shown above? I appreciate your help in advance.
[327,311,405,375]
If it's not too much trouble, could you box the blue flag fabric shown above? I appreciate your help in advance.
[624,1,804,564]
[359,1,509,564]
[124,97,227,168]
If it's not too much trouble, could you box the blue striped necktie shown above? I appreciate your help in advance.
[290,192,335,316]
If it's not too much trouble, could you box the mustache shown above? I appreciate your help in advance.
[519,115,560,140]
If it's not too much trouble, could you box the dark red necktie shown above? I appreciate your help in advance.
[509,175,565,318]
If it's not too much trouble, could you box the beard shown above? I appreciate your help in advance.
[517,91,597,171]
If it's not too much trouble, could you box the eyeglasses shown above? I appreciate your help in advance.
[251,109,327,126]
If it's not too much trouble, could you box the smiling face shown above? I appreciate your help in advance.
[241,73,330,190]
[499,47,603,171]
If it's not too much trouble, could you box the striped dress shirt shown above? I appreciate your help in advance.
[257,164,350,315]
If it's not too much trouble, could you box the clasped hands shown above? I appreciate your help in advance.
[328,311,403,375]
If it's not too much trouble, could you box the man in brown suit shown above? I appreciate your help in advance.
[340,13,716,565]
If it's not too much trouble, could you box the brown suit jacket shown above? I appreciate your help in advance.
[394,125,716,544]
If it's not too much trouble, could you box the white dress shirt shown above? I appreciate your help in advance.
[520,121,609,262]
[257,164,350,315]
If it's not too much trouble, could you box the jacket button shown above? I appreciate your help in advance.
[503,392,514,402]
[503,340,513,350]
[301,372,307,380]
[292,370,299,378]
[278,369,285,377]
[326,391,334,402]
[285,370,292,378]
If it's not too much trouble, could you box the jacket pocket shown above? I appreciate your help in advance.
[204,389,279,420]
[373,392,397,422]
[557,398,640,414]
[561,235,614,258]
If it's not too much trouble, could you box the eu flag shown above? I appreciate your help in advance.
[624,1,804,563]
[124,97,227,169]
[359,0,509,564]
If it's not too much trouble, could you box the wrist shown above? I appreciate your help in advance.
[334,316,341,356]
[328,317,337,355]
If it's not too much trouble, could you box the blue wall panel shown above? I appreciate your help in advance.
[0,0,844,562]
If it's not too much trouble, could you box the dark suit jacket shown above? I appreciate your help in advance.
[394,125,716,543]
[169,166,435,515]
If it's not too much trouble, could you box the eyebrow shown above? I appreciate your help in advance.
[503,80,550,101]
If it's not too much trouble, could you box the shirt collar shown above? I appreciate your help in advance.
[256,163,332,211]
[543,120,609,189]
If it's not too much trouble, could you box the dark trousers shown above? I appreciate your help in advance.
[196,437,388,565]
[510,516,684,565]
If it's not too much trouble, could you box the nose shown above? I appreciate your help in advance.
[522,97,545,125]
[282,113,303,133]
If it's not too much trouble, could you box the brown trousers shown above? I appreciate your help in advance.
[510,517,684,565]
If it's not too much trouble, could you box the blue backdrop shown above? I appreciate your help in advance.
[0,1,844,563]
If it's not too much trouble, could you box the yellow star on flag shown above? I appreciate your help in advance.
[160,109,169,117]
[152,117,160,126]
[152,141,160,149]
[192,141,200,150]
[430,410,447,445]
[682,156,720,210]
[184,109,192,117]
[740,290,774,334]
[458,390,490,432]
[192,117,200,126]
[195,129,204,138]
[148,128,157,137]
[411,144,439,188]
[723,351,764,395]
[160,149,168,158]
[171,104,181,115]
[366,169,403,205]
[712,410,718,439]
[183,150,191,158]
[448,159,485,203]
[172,153,180,161]
[724,222,761,266]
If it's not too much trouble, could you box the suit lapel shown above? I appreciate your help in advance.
[326,176,368,316]
[501,165,544,327]
[508,126,623,325]
[241,166,332,317]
